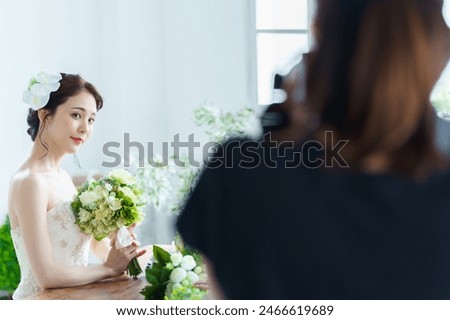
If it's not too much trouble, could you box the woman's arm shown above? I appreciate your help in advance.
[13,174,141,289]
[90,238,111,263]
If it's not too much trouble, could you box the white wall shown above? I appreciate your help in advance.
[0,0,256,242]
[163,0,255,142]
[76,0,168,174]
[0,0,102,222]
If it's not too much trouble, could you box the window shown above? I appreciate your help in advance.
[254,0,314,105]
[432,0,450,118]
[253,0,450,116]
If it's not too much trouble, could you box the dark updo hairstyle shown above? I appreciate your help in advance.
[26,73,103,142]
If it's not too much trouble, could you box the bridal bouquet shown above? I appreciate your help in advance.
[140,241,207,300]
[71,169,146,277]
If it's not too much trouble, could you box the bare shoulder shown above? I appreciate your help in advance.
[9,170,49,211]
[10,170,48,192]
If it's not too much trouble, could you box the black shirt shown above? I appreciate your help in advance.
[177,138,450,299]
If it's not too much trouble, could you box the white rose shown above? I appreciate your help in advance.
[79,191,101,207]
[170,252,183,267]
[110,169,135,185]
[104,183,113,191]
[170,267,187,283]
[93,184,105,193]
[93,185,108,199]
[186,271,199,284]
[180,255,196,271]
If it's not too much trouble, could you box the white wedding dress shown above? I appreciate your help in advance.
[10,201,91,299]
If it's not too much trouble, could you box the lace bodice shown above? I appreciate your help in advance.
[10,201,91,299]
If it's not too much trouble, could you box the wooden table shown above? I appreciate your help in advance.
[28,277,214,300]
[26,245,172,300]
[28,274,148,300]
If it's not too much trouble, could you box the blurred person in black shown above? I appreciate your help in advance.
[177,0,450,299]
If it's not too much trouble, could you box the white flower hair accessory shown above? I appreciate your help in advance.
[22,71,62,110]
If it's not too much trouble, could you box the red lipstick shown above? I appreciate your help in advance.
[71,137,83,144]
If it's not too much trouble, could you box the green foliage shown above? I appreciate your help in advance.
[140,262,171,299]
[134,155,173,211]
[166,284,207,300]
[170,158,199,214]
[0,216,20,296]
[133,105,256,215]
[140,246,171,300]
[153,245,171,265]
[182,247,202,266]
[193,105,254,142]
[141,245,207,300]
[432,87,450,116]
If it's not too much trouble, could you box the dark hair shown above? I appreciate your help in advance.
[27,73,103,142]
[306,0,450,177]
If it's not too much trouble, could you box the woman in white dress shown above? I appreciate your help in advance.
[8,71,145,299]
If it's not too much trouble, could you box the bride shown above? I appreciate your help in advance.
[8,71,145,299]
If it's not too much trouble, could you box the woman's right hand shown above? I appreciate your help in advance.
[104,242,145,276]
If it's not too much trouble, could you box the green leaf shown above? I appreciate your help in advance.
[146,261,171,287]
[149,262,162,272]
[140,284,160,300]
[142,262,170,300]
[140,281,168,300]
[145,273,159,286]
[145,266,161,285]
[153,245,170,265]
[159,267,171,284]
[149,262,164,275]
